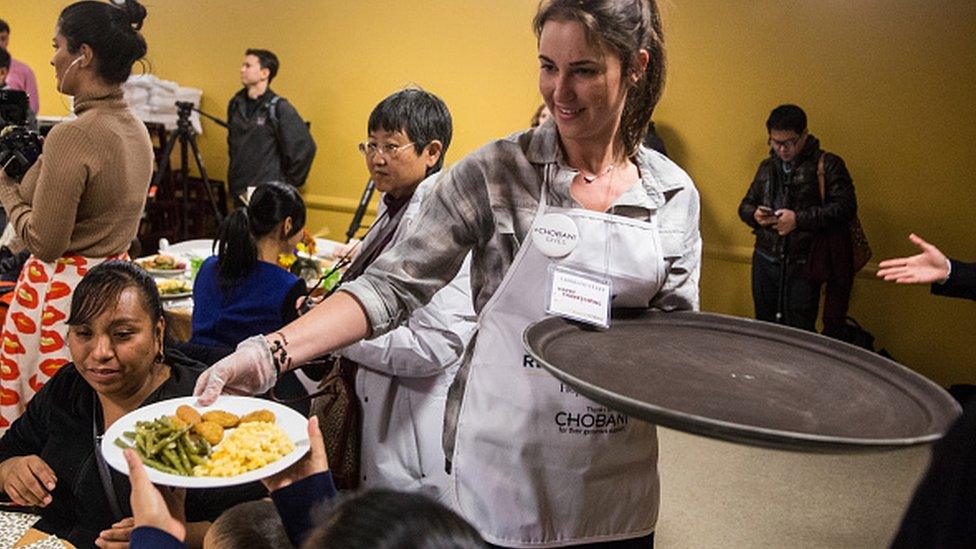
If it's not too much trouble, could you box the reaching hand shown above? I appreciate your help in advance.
[194,335,277,406]
[876,233,950,285]
[0,455,57,507]
[124,449,186,543]
[95,517,134,549]
[262,416,330,492]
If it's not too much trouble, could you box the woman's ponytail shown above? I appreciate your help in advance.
[215,207,258,287]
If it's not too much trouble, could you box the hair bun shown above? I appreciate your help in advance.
[109,0,148,30]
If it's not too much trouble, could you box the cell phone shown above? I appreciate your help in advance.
[757,206,777,216]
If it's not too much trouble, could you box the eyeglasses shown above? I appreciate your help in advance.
[358,141,416,159]
[768,135,803,150]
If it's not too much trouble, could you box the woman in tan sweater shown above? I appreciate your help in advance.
[0,0,153,429]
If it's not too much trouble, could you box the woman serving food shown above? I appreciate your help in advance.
[0,262,264,548]
[196,0,700,546]
[0,0,155,429]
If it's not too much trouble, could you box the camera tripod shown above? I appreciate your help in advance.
[150,101,225,240]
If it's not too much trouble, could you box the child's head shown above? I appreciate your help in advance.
[302,489,485,549]
[204,499,293,549]
[361,88,453,198]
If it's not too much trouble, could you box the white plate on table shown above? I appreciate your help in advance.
[100,396,310,488]
[155,278,193,300]
[313,238,347,260]
[159,291,193,300]
[136,255,189,277]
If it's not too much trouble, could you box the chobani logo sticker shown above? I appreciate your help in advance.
[532,213,578,257]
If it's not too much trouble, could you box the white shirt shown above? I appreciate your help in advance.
[340,172,476,501]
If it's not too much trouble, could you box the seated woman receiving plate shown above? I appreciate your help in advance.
[0,261,264,548]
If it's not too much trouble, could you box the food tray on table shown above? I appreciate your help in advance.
[101,396,310,488]
[522,310,961,452]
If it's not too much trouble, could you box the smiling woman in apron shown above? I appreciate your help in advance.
[195,1,701,547]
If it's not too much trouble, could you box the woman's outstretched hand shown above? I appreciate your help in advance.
[876,233,951,285]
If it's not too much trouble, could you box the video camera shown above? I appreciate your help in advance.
[0,90,43,181]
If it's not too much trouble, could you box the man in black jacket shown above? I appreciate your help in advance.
[227,49,316,205]
[738,104,857,331]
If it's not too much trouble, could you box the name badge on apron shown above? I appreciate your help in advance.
[532,213,579,258]
[546,265,612,329]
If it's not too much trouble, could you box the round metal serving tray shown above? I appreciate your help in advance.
[523,311,960,452]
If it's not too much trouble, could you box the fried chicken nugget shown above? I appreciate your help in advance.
[239,409,275,424]
[201,410,240,428]
[193,420,224,446]
[176,405,202,427]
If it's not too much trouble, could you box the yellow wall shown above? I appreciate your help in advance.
[5,1,975,385]
[654,1,976,386]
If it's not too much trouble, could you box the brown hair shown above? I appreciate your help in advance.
[533,0,666,157]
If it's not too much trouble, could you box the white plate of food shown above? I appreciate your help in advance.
[100,396,310,488]
[155,278,193,300]
[137,254,188,276]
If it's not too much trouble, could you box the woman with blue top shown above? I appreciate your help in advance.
[189,181,307,353]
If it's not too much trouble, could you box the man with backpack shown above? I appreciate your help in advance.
[227,49,316,206]
[738,104,858,334]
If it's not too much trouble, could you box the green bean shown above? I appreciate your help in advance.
[150,427,188,455]
[176,440,192,472]
[187,451,206,466]
[197,436,212,455]
[122,431,137,441]
[114,437,133,450]
[142,455,181,476]
[162,448,187,475]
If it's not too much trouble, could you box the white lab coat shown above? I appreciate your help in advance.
[340,173,475,502]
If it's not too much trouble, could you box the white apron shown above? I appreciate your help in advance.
[452,177,667,547]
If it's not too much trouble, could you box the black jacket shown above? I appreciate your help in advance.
[932,259,976,301]
[0,352,266,548]
[226,88,316,197]
[738,135,857,260]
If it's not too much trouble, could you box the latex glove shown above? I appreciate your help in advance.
[194,335,277,406]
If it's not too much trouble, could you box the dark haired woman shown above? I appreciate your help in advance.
[197,0,700,545]
[0,0,154,430]
[188,181,307,352]
[0,261,264,548]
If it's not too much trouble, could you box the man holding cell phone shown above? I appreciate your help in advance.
[738,104,857,331]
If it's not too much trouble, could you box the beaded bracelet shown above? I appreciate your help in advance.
[268,331,291,379]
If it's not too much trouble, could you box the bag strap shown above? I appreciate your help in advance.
[817,152,826,204]
[270,356,339,404]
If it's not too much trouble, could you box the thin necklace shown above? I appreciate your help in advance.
[580,163,616,184]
